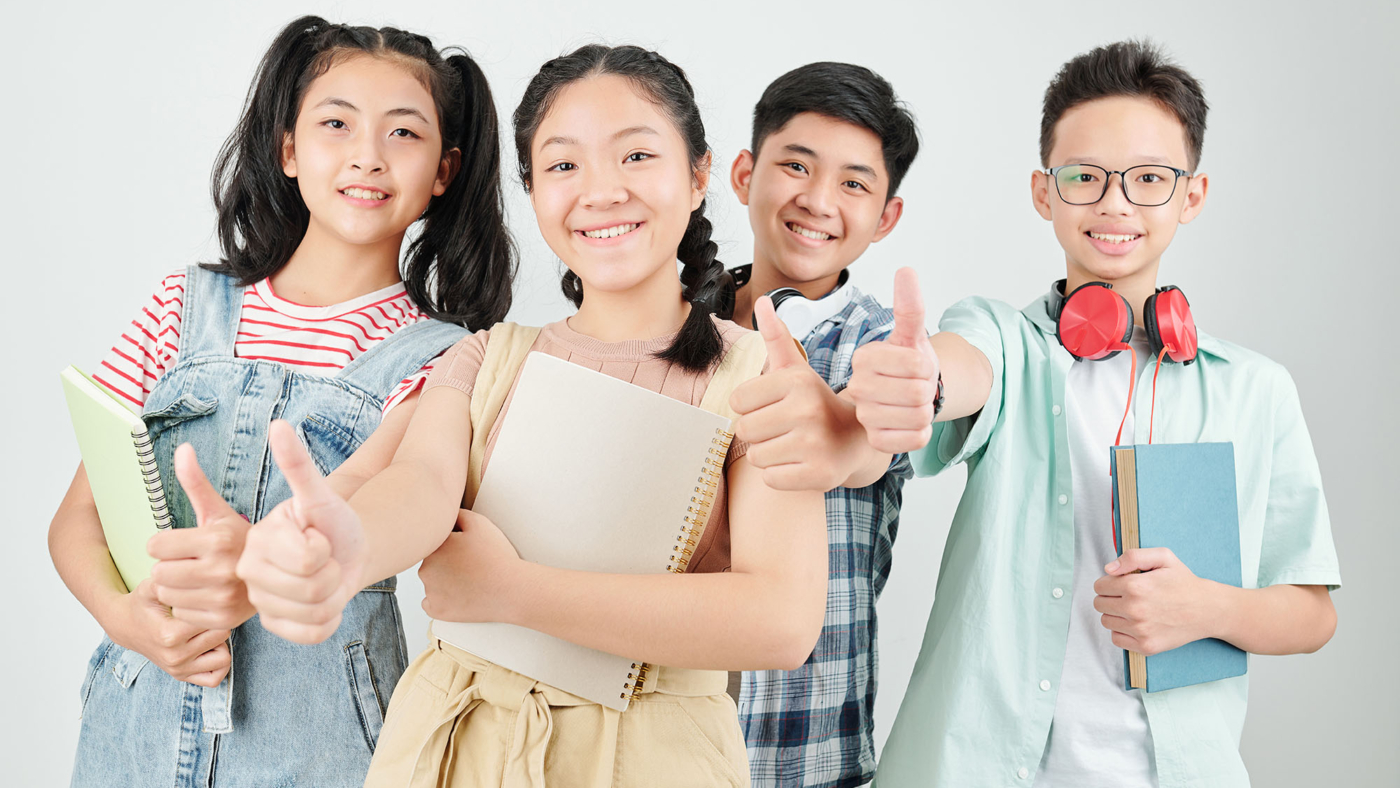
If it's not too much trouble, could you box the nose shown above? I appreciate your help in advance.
[578,164,628,209]
[1096,171,1136,216]
[793,178,838,218]
[349,133,387,175]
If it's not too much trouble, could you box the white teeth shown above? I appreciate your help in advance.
[583,223,638,239]
[788,223,832,241]
[343,188,387,200]
[1089,231,1139,244]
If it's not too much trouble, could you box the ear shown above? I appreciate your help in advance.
[730,149,755,206]
[691,151,713,212]
[435,148,462,197]
[1031,169,1053,221]
[870,195,904,243]
[281,132,297,178]
[1177,172,1208,225]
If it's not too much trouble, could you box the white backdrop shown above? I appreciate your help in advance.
[4,1,1395,784]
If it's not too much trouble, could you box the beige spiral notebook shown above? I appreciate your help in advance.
[431,352,734,711]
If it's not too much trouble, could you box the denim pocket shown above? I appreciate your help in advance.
[344,640,386,752]
[78,638,116,715]
[143,393,219,441]
[298,414,366,477]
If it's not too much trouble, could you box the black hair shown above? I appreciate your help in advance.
[750,62,920,199]
[512,44,733,372]
[1041,39,1209,171]
[205,15,516,329]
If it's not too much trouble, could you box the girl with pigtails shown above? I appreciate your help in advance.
[235,45,828,787]
[48,16,515,786]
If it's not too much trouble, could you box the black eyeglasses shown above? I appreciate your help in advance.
[1045,164,1192,207]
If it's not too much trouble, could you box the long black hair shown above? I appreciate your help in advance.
[512,45,734,372]
[205,15,516,329]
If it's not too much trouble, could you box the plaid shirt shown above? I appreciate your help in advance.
[738,287,913,788]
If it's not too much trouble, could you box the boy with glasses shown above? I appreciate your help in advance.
[848,40,1340,787]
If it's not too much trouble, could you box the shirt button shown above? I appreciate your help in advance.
[1052,587,1064,599]
[1040,679,1052,691]
[1052,404,1062,416]
[1018,767,1030,779]
[1058,494,1068,505]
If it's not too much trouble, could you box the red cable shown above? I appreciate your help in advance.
[1109,342,1137,554]
[1148,346,1169,444]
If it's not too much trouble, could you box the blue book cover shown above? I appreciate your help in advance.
[1110,442,1247,693]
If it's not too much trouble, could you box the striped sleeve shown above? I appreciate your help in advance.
[382,356,441,415]
[92,271,186,410]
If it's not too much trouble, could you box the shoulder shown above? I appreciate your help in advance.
[712,315,756,350]
[1197,332,1299,404]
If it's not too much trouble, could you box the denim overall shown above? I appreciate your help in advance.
[71,265,468,787]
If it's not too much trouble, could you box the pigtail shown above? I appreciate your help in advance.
[402,51,517,329]
[654,201,734,371]
[206,15,329,284]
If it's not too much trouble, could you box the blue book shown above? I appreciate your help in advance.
[1110,442,1247,692]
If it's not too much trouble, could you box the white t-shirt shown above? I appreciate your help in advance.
[1034,327,1157,788]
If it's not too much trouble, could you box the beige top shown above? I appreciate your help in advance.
[424,316,756,574]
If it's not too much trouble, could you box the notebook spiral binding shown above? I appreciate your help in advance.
[621,427,735,702]
[133,426,173,529]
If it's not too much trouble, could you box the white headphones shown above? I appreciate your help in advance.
[730,265,855,340]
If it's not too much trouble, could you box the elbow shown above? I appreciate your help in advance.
[1303,598,1338,654]
[766,602,824,671]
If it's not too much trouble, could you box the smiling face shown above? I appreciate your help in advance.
[527,73,707,299]
[733,112,903,292]
[281,53,455,250]
[1032,95,1207,288]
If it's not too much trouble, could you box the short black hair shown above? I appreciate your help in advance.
[750,62,919,199]
[1040,39,1209,171]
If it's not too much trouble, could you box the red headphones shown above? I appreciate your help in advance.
[1048,279,1198,365]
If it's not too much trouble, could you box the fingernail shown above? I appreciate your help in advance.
[1106,560,1120,573]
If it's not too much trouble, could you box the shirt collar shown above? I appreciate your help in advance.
[1020,290,1233,363]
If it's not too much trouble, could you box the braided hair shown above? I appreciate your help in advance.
[513,45,734,371]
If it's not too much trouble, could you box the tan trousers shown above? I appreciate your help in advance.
[365,638,750,787]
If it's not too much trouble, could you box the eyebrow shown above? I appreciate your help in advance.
[1062,155,1178,167]
[314,97,430,125]
[781,143,879,180]
[540,126,661,150]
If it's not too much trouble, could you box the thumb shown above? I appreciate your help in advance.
[174,443,233,527]
[1106,547,1174,575]
[754,296,804,371]
[887,267,927,349]
[268,419,335,529]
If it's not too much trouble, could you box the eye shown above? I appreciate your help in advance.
[844,180,868,192]
[390,128,420,139]
[546,162,577,173]
[1137,172,1162,184]
[1072,172,1098,183]
[323,119,347,130]
[625,151,653,163]
[783,162,808,175]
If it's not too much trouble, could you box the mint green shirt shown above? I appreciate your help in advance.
[875,293,1340,788]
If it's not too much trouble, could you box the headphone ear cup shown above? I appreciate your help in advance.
[1144,291,1164,356]
[1149,286,1198,364]
[1056,282,1133,361]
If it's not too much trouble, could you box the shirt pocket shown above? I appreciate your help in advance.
[344,640,387,752]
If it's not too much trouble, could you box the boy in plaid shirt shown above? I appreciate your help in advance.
[724,62,921,788]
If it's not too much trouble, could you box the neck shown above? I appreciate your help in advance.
[568,260,691,342]
[1065,257,1161,328]
[732,251,844,328]
[270,220,405,306]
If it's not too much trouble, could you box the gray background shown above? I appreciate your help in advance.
[4,0,1395,784]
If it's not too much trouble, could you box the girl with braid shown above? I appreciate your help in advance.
[235,45,828,787]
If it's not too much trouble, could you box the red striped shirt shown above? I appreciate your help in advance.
[95,271,439,415]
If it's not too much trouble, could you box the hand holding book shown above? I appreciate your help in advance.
[1093,547,1224,658]
[235,420,367,645]
[418,509,523,624]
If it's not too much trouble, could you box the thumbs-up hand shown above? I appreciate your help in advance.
[728,296,869,492]
[147,443,255,630]
[848,267,940,454]
[235,420,364,644]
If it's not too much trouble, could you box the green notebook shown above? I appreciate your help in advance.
[60,365,172,592]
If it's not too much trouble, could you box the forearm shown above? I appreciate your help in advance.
[349,460,461,586]
[929,331,992,421]
[49,466,130,630]
[1211,583,1336,655]
[499,564,824,671]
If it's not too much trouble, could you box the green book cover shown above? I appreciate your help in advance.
[59,366,171,592]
